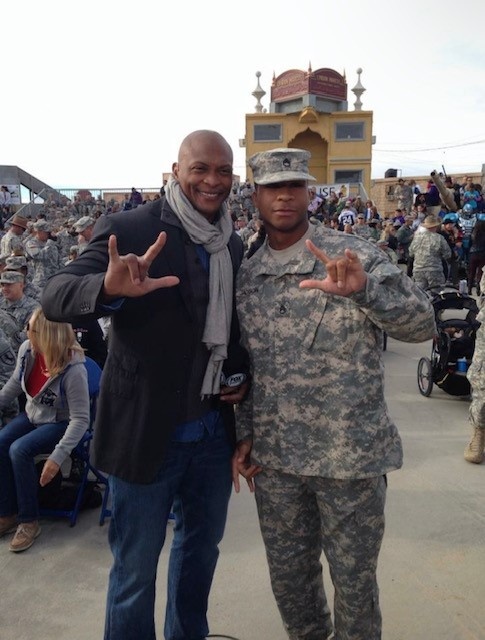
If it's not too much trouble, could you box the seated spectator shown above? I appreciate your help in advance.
[381,220,399,251]
[392,209,405,226]
[377,238,398,265]
[4,255,41,301]
[0,308,90,552]
[367,219,380,241]
[338,202,356,229]
[353,214,372,238]
[0,271,39,342]
[307,187,323,217]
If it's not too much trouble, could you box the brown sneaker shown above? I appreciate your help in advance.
[9,521,41,552]
[0,515,17,537]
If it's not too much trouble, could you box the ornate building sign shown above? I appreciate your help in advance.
[271,67,347,102]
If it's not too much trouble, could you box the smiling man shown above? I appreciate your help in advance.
[232,148,435,640]
[42,130,249,640]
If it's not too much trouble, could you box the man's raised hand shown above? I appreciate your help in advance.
[103,232,180,298]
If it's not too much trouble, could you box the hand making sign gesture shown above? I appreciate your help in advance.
[103,232,180,299]
[300,239,368,296]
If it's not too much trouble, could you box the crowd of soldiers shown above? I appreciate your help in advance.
[0,174,480,403]
[0,196,116,418]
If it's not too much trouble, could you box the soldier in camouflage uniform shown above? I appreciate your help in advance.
[0,326,17,425]
[408,215,451,290]
[0,305,23,354]
[54,220,77,263]
[352,214,372,239]
[232,148,436,640]
[0,214,28,259]
[73,216,96,255]
[465,266,485,463]
[24,220,59,289]
[0,271,40,342]
[4,256,41,301]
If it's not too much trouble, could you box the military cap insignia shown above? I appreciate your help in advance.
[282,158,291,169]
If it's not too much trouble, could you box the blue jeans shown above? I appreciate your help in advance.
[0,412,68,522]
[104,419,233,640]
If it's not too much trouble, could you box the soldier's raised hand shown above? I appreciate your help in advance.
[103,232,179,299]
[300,239,367,297]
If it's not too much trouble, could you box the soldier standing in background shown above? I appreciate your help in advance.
[408,215,451,290]
[232,147,435,640]
[394,178,413,214]
[465,267,485,464]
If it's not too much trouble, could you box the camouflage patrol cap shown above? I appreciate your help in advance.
[248,148,316,185]
[73,216,95,232]
[0,270,25,284]
[33,220,50,232]
[5,256,27,269]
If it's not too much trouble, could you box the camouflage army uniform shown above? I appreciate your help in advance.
[0,229,25,259]
[0,327,17,424]
[393,183,413,214]
[24,237,59,288]
[236,225,436,640]
[55,228,76,262]
[0,308,23,354]
[408,229,451,289]
[465,272,485,463]
[0,294,40,339]
[352,223,372,239]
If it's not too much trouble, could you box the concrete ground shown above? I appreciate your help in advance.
[1,337,485,640]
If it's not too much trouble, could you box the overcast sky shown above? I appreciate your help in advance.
[3,0,485,190]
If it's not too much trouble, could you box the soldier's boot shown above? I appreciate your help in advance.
[464,427,485,464]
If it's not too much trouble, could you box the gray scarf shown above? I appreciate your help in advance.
[165,176,234,397]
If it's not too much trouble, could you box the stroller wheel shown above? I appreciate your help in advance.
[417,357,433,397]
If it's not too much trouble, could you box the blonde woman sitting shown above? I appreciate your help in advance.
[0,308,89,552]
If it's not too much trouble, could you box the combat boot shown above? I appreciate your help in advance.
[464,427,485,464]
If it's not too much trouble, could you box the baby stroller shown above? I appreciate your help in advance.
[417,285,480,397]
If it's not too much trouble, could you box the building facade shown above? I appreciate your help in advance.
[243,67,372,196]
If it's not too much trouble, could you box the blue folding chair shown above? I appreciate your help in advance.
[40,356,110,527]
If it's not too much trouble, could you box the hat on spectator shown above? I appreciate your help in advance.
[393,220,402,227]
[33,220,50,232]
[10,214,28,230]
[357,214,365,219]
[5,256,27,269]
[423,215,441,228]
[248,148,316,185]
[0,270,25,284]
[73,216,95,232]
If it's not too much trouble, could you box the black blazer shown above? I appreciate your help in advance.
[42,199,247,483]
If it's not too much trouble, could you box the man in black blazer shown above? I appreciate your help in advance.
[42,130,249,640]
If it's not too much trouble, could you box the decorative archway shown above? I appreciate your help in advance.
[289,129,328,183]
